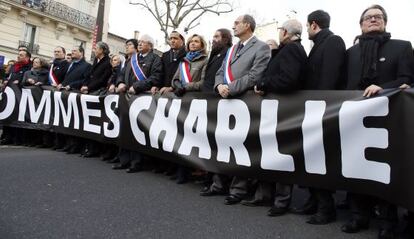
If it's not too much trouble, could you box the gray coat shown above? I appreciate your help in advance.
[172,53,208,92]
[214,36,270,96]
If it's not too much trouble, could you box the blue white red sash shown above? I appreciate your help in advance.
[223,44,237,84]
[48,64,59,85]
[179,61,192,85]
[131,53,147,81]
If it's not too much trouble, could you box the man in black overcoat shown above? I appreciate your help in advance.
[293,10,346,225]
[341,5,414,239]
[254,19,308,217]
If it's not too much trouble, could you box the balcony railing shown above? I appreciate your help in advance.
[18,40,39,54]
[7,0,96,30]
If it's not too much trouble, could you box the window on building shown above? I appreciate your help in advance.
[23,23,36,46]
[74,38,87,50]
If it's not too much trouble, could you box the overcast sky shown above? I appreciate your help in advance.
[108,0,414,52]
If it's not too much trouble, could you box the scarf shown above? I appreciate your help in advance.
[14,59,30,72]
[358,31,391,88]
[185,51,202,62]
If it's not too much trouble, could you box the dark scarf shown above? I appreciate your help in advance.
[358,31,391,87]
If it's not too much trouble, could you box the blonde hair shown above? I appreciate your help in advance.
[186,34,207,55]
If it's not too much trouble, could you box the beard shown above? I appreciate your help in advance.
[211,41,226,56]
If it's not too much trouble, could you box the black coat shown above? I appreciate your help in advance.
[202,47,229,92]
[161,47,186,87]
[51,59,69,84]
[62,58,91,90]
[256,40,308,92]
[346,39,414,90]
[305,29,346,90]
[83,55,112,92]
[117,52,162,92]
[8,62,32,86]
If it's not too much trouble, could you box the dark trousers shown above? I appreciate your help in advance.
[209,174,230,193]
[309,188,336,215]
[348,193,372,223]
[229,177,249,199]
[119,148,142,168]
[251,181,274,202]
[273,183,292,209]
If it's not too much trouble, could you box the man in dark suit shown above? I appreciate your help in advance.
[214,14,271,205]
[79,41,113,158]
[50,46,69,86]
[58,46,91,91]
[199,28,233,196]
[113,36,162,173]
[50,46,70,150]
[57,45,91,154]
[0,49,32,145]
[342,5,414,239]
[293,10,346,225]
[202,29,232,92]
[80,42,112,94]
[147,31,186,175]
[254,19,307,217]
[158,31,186,95]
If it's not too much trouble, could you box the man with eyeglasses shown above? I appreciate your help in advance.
[343,5,414,239]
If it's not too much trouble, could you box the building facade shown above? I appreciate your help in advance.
[0,0,110,62]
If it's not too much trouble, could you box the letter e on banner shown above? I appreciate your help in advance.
[339,97,390,184]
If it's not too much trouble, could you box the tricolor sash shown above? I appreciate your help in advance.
[223,44,237,84]
[179,61,192,86]
[48,64,59,85]
[131,53,147,81]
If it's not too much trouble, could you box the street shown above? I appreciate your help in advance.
[0,146,380,239]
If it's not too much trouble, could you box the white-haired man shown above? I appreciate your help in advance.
[253,19,308,217]
[113,35,162,173]
[126,34,162,95]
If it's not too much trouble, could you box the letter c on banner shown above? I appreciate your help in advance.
[0,87,16,120]
[129,96,152,145]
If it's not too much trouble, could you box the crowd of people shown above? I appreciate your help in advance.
[1,4,414,239]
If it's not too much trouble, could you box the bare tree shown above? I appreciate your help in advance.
[129,0,234,44]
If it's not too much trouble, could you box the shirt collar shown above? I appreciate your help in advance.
[240,35,254,46]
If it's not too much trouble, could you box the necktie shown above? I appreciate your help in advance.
[236,43,244,55]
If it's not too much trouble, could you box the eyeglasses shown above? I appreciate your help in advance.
[363,14,384,22]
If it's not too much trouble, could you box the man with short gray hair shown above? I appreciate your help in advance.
[253,19,307,216]
[214,14,270,205]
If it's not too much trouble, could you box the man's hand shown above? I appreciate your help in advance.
[217,84,230,98]
[159,86,173,95]
[34,82,42,86]
[128,86,136,94]
[108,84,116,93]
[254,85,265,96]
[151,86,159,95]
[12,80,19,85]
[80,86,89,94]
[56,84,63,90]
[400,84,411,89]
[363,84,383,97]
[116,83,127,93]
